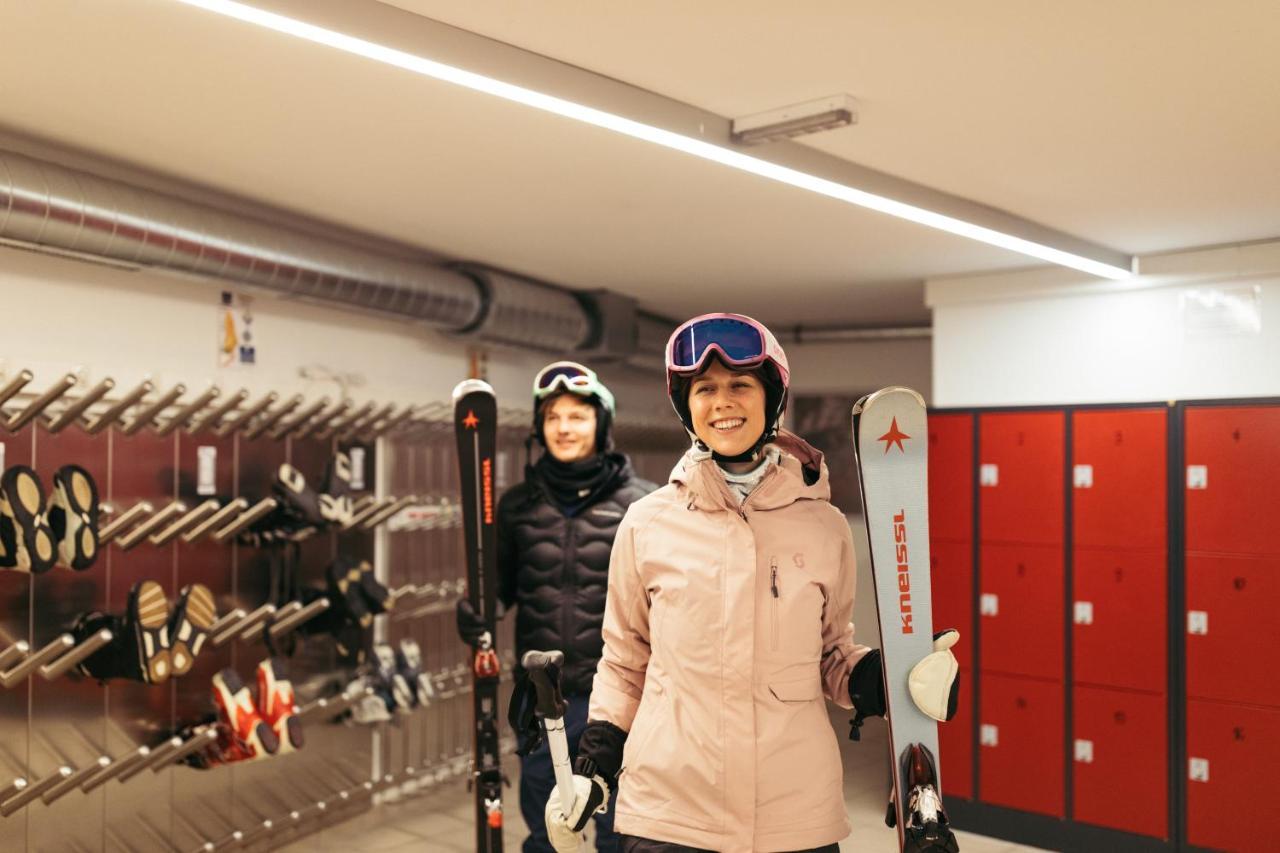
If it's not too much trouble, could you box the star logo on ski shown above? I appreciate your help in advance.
[462,410,479,429]
[878,417,910,454]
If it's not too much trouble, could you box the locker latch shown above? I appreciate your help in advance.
[1187,610,1209,635]
[1186,465,1208,490]
[1073,601,1094,625]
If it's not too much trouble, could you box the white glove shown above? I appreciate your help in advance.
[908,629,960,722]
[544,774,609,853]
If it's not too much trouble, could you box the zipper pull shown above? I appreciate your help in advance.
[770,557,779,598]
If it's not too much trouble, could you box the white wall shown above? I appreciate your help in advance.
[927,240,1280,407]
[0,243,636,415]
[787,337,933,402]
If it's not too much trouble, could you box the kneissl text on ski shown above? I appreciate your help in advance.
[453,378,505,853]
[852,386,959,853]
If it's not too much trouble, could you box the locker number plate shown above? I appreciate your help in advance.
[1187,610,1209,635]
[980,725,999,747]
[1073,464,1094,489]
[1186,465,1208,490]
[980,594,999,616]
[1073,739,1094,763]
[1189,757,1210,783]
[979,464,999,487]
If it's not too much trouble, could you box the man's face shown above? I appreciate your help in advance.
[542,394,598,462]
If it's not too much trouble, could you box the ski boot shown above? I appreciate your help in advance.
[257,658,304,753]
[47,464,100,571]
[0,465,56,573]
[395,638,435,708]
[211,668,279,760]
[372,644,415,714]
[168,584,216,677]
[900,744,959,853]
[355,559,393,614]
[318,450,355,526]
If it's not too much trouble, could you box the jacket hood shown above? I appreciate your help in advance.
[669,429,831,512]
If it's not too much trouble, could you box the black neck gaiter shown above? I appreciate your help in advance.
[532,451,625,514]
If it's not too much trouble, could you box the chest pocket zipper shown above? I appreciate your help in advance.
[770,556,779,651]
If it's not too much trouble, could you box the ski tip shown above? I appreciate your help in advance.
[851,386,925,417]
[451,379,495,401]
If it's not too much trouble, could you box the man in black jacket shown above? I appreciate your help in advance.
[458,361,656,853]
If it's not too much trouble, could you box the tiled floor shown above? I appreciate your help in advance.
[280,712,1047,853]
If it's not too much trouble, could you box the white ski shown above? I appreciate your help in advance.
[852,387,958,853]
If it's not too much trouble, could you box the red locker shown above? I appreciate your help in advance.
[1072,408,1167,551]
[1186,553,1280,708]
[929,412,973,543]
[979,543,1063,680]
[1072,548,1166,693]
[1072,686,1168,839]
[938,667,972,800]
[978,674,1064,817]
[979,411,1065,545]
[1186,699,1280,851]
[930,540,973,671]
[1185,405,1280,556]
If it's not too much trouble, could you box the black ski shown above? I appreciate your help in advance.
[453,378,504,852]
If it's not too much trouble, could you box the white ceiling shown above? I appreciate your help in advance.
[2,0,1278,327]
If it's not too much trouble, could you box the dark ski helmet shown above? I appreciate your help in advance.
[665,313,790,460]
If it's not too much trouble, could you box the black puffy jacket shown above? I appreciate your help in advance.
[497,457,656,696]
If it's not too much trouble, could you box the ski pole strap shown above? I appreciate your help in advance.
[508,669,545,756]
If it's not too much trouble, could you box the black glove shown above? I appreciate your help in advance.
[455,598,504,648]
[847,629,961,741]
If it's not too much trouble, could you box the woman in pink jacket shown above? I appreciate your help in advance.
[544,314,960,853]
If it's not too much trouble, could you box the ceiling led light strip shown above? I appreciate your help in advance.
[177,0,1132,280]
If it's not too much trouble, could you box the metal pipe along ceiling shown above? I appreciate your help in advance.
[0,149,590,350]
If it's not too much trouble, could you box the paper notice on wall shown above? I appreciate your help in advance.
[1182,285,1261,338]
[217,291,257,369]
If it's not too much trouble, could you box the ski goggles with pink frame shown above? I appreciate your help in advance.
[666,313,790,384]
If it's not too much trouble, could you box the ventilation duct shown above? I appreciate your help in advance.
[0,149,589,352]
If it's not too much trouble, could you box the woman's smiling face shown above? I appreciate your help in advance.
[687,360,766,457]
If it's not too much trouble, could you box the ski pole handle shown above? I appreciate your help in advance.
[521,650,576,816]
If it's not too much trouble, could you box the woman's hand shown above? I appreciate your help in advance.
[544,774,610,852]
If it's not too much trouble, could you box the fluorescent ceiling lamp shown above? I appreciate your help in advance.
[176,0,1133,280]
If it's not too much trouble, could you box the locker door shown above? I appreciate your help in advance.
[1186,553,1280,708]
[1072,686,1168,839]
[1072,549,1166,693]
[978,674,1064,817]
[929,412,973,543]
[979,411,1065,545]
[1072,408,1167,551]
[979,543,1063,681]
[938,667,972,800]
[1185,405,1280,556]
[1186,699,1280,851]
[930,540,973,671]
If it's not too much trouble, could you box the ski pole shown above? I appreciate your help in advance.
[520,650,579,832]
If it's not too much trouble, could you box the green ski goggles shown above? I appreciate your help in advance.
[532,361,616,416]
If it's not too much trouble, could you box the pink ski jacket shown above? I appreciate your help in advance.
[588,432,871,852]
